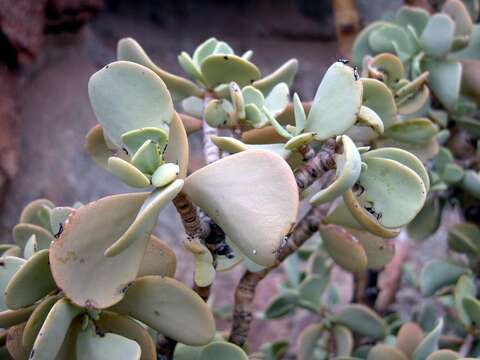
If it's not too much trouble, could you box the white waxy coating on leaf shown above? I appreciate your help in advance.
[306,62,363,140]
[88,60,174,148]
[76,325,141,360]
[184,150,298,266]
[104,179,184,257]
[49,193,152,309]
[310,135,361,205]
[109,276,215,346]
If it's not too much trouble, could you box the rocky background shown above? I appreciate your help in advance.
[0,0,420,352]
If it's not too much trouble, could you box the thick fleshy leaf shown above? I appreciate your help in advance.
[199,342,248,360]
[178,113,202,135]
[85,124,114,169]
[193,38,218,67]
[0,257,25,311]
[117,38,202,102]
[204,99,235,128]
[105,180,183,257]
[131,140,162,175]
[306,62,362,140]
[395,6,430,36]
[298,275,328,311]
[201,54,260,88]
[298,323,323,360]
[349,229,395,269]
[252,59,298,95]
[265,83,289,116]
[0,305,36,329]
[454,274,476,327]
[423,59,462,110]
[49,192,153,309]
[356,106,384,135]
[361,78,397,128]
[185,241,215,287]
[426,350,461,360]
[88,60,174,148]
[184,150,298,266]
[452,24,480,60]
[463,296,480,329]
[335,304,386,339]
[178,51,205,84]
[461,60,480,106]
[368,23,414,56]
[352,22,390,66]
[107,157,151,188]
[368,345,408,360]
[355,157,427,228]
[30,298,82,360]
[420,260,466,296]
[121,127,168,158]
[22,294,62,350]
[164,112,190,179]
[421,14,455,57]
[6,322,30,360]
[411,319,443,360]
[384,118,438,144]
[462,170,480,199]
[397,86,430,115]
[343,189,400,238]
[310,135,361,205]
[138,236,176,278]
[12,224,55,251]
[442,0,473,36]
[362,147,429,191]
[333,325,353,357]
[319,225,367,273]
[407,197,442,241]
[49,207,74,237]
[5,250,56,310]
[448,222,480,255]
[19,199,54,231]
[396,322,424,357]
[76,324,141,360]
[151,163,179,188]
[96,311,156,360]
[370,53,404,88]
[264,291,299,319]
[109,276,215,346]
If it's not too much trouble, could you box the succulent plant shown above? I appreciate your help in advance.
[6,3,480,356]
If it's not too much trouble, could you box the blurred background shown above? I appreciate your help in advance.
[0,0,424,352]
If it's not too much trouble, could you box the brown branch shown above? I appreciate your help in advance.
[294,140,336,191]
[172,193,210,240]
[228,203,330,347]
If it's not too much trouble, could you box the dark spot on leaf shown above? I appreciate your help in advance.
[154,310,160,316]
[224,56,229,60]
